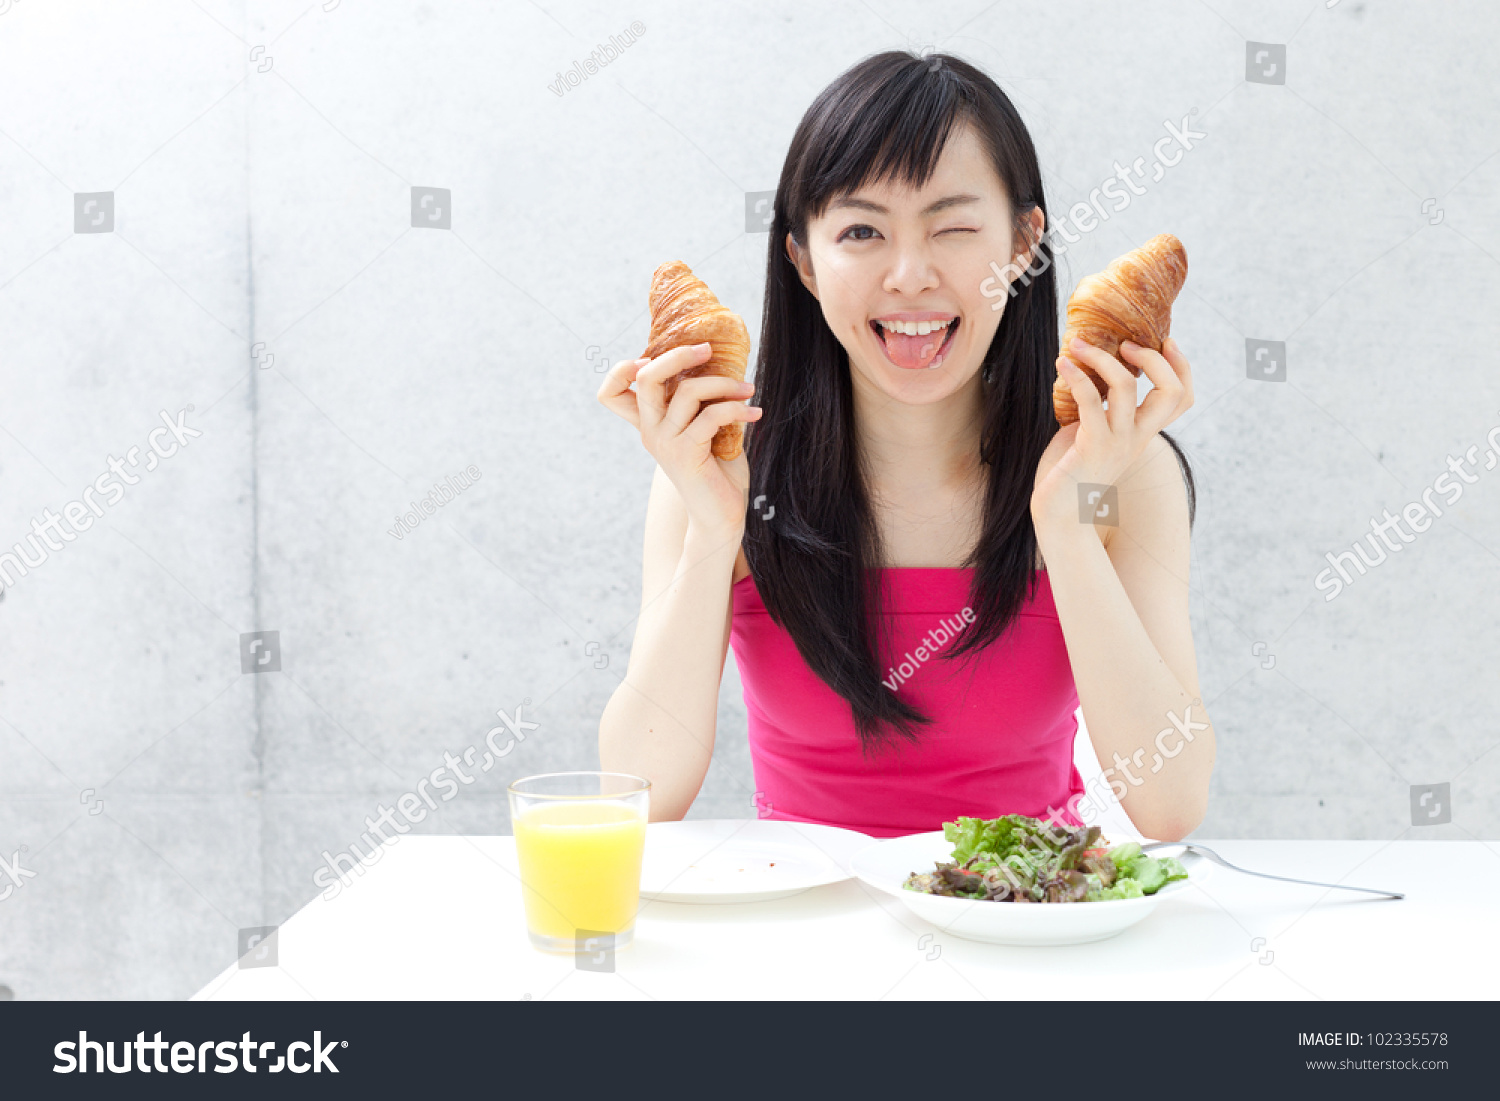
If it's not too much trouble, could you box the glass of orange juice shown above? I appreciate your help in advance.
[508,771,650,954]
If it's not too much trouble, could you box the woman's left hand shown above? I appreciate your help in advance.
[1030,335,1194,534]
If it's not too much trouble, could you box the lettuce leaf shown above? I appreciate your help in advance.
[1129,856,1168,894]
[1085,877,1145,901]
[1158,855,1189,885]
[944,815,1031,863]
[1107,841,1142,877]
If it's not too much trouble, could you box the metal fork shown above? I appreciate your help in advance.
[1139,841,1404,900]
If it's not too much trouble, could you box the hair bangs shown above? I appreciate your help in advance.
[795,61,971,231]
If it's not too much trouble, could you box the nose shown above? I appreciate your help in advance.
[881,234,940,298]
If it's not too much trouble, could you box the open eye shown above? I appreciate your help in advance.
[837,224,881,242]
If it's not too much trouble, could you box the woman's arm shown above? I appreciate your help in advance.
[1037,435,1214,841]
[598,464,742,821]
[1031,336,1213,841]
[594,344,760,820]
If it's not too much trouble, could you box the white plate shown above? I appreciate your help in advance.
[850,831,1209,946]
[639,819,874,904]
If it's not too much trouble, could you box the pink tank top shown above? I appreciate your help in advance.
[730,567,1086,838]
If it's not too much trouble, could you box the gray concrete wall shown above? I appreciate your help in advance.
[0,0,1494,999]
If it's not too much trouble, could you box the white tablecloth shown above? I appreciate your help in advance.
[193,834,1499,1000]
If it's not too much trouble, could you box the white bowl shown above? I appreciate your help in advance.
[850,831,1207,946]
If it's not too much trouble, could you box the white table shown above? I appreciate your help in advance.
[194,834,1500,1000]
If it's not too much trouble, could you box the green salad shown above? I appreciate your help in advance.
[902,814,1189,903]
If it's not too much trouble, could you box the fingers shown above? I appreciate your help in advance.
[635,342,713,429]
[596,357,649,428]
[662,375,757,436]
[1057,356,1109,440]
[1162,336,1194,408]
[682,395,762,450]
[1125,336,1190,435]
[1065,337,1137,435]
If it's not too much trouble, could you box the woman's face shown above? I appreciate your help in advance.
[787,120,1041,406]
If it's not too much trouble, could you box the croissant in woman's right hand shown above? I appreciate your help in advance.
[597,342,762,540]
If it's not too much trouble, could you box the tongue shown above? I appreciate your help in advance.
[883,326,947,368]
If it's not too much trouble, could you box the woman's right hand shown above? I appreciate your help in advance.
[597,341,762,539]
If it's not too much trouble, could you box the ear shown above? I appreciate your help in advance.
[784,232,819,300]
[1015,207,1046,267]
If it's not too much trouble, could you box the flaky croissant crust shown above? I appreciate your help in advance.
[1052,233,1188,426]
[640,260,751,460]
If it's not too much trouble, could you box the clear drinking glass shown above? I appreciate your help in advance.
[508,771,651,954]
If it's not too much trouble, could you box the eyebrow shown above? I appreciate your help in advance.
[827,193,983,217]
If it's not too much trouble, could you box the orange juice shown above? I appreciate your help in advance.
[513,799,647,942]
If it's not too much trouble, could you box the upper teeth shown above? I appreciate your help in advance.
[878,318,953,336]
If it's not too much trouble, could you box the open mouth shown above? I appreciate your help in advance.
[870,316,960,370]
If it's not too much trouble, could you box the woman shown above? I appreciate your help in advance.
[596,50,1214,841]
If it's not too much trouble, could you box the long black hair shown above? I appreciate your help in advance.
[741,49,1196,755]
